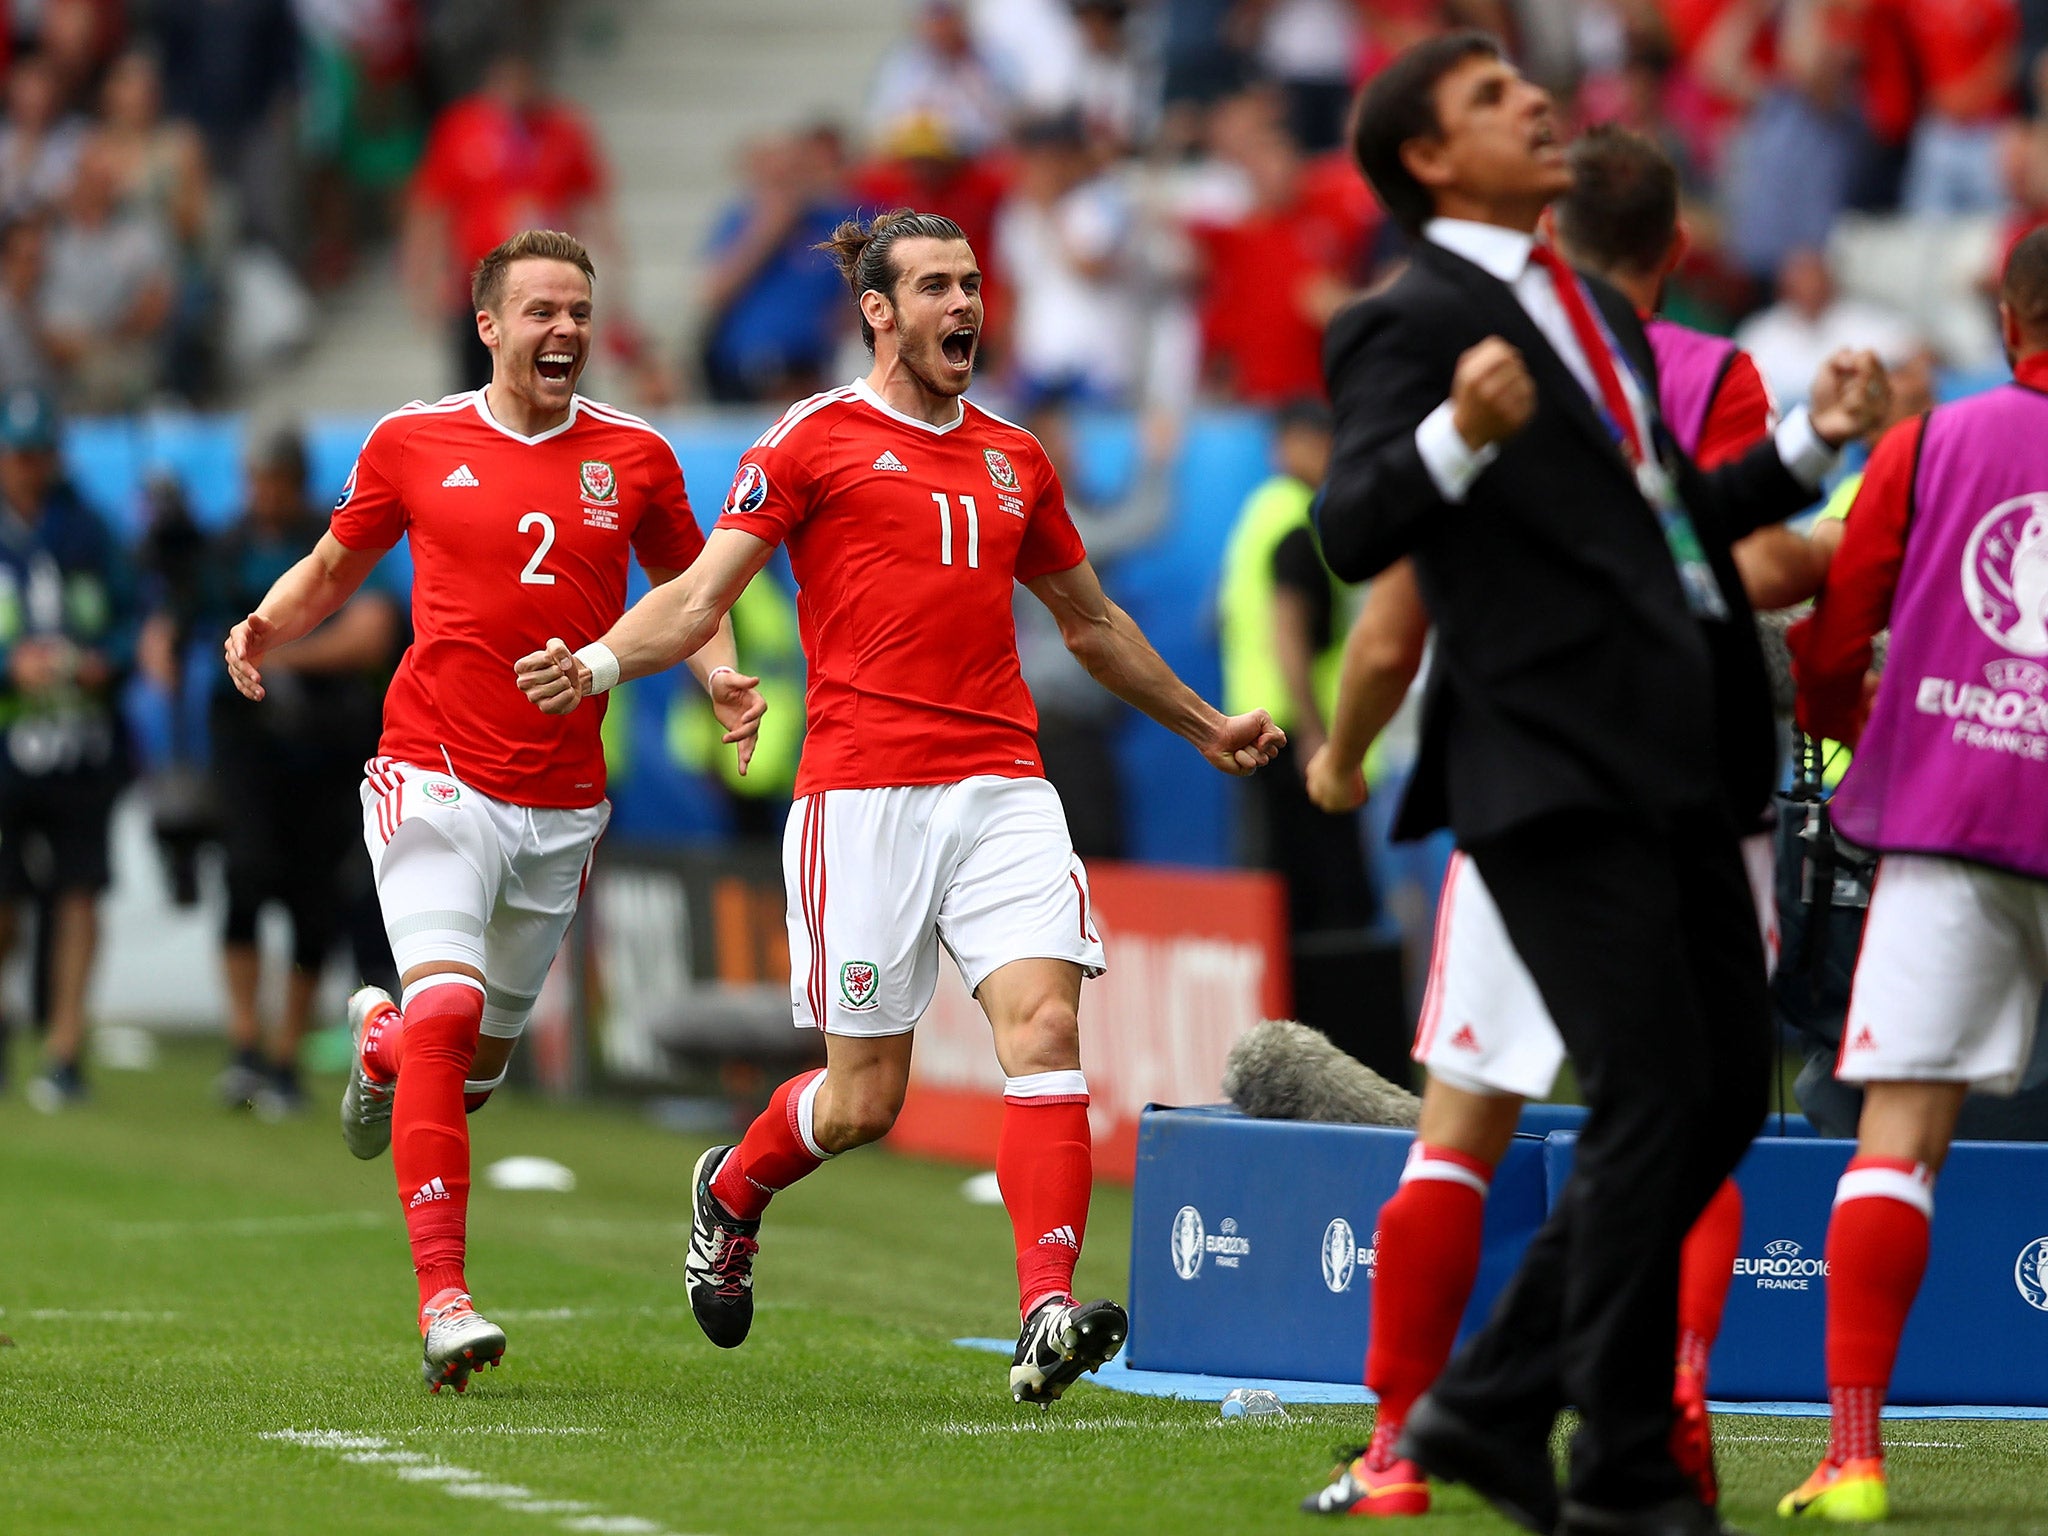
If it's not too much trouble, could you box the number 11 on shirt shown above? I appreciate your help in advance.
[934,491,979,569]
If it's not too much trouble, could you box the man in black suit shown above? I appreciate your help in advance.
[1314,33,1890,1536]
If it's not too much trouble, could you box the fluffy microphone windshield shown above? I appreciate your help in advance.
[1222,1019,1422,1128]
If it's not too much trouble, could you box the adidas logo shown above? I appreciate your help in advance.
[409,1176,451,1209]
[1449,1024,1480,1052]
[442,464,480,488]
[1036,1224,1079,1249]
[1850,1027,1876,1052]
[872,450,909,473]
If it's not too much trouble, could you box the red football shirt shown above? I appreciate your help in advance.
[331,392,705,808]
[409,94,606,303]
[716,380,1088,796]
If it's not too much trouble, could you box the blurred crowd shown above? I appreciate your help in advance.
[0,0,586,412]
[699,0,2048,414]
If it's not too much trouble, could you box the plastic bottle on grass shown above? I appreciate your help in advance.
[1219,1388,1288,1420]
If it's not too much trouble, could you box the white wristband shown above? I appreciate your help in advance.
[573,641,620,696]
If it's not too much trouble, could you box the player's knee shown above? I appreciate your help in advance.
[1007,995,1081,1075]
[814,1082,906,1152]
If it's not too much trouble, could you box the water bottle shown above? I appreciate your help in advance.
[1219,1388,1288,1420]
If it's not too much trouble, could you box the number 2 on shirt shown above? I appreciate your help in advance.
[519,511,557,585]
[933,492,979,569]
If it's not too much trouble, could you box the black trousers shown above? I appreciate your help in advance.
[1241,740,1376,932]
[1429,804,1771,1510]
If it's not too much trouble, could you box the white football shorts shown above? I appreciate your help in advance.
[1835,853,2048,1094]
[360,757,608,1039]
[783,774,1107,1038]
[1412,832,1778,1100]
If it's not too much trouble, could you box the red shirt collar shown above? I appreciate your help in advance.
[2017,352,2048,391]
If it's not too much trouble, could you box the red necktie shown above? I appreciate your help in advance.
[1528,243,1646,465]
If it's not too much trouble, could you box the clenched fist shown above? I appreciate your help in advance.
[1450,336,1537,452]
[1807,348,1890,448]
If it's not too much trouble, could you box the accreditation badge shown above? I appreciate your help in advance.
[1636,458,1730,621]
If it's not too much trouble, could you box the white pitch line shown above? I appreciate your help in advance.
[260,1430,711,1536]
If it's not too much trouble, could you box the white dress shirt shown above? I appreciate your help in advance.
[1413,217,1836,503]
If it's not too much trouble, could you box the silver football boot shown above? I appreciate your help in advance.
[339,985,398,1160]
[420,1290,507,1393]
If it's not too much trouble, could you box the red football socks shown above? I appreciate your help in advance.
[1824,1156,1935,1464]
[392,979,485,1314]
[711,1069,829,1221]
[1364,1141,1494,1465]
[1677,1178,1744,1379]
[997,1072,1094,1319]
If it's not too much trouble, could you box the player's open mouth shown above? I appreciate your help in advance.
[536,351,576,382]
[940,327,977,370]
[1531,120,1562,160]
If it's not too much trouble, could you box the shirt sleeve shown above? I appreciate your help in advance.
[1272,523,1335,650]
[329,419,409,552]
[1413,400,1500,503]
[713,436,818,547]
[1692,350,1775,471]
[1015,445,1088,582]
[630,440,707,573]
[1786,413,1922,746]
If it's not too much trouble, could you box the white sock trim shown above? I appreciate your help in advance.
[1399,1141,1492,1197]
[794,1070,831,1161]
[1002,1069,1088,1100]
[1834,1164,1935,1219]
[464,1067,508,1094]
[401,973,487,1010]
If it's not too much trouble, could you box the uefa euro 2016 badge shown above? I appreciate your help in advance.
[984,448,1019,491]
[727,462,770,516]
[1171,1204,1205,1280]
[838,960,879,1012]
[2016,1236,2048,1311]
[1964,493,2048,656]
[579,460,619,506]
[1321,1217,1357,1294]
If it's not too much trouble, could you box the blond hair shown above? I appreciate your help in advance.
[470,229,595,314]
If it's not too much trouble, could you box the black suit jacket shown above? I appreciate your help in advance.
[1315,239,1812,844]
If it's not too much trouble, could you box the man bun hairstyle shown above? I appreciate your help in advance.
[2005,225,2048,336]
[472,228,595,315]
[1350,30,1503,238]
[817,209,968,352]
[1554,124,1679,279]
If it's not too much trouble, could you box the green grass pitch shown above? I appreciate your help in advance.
[4,1041,2046,1535]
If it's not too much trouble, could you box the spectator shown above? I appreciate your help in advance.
[866,1,1016,157]
[850,112,1011,270]
[1069,1,1152,153]
[994,111,1141,404]
[98,49,218,400]
[0,54,89,222]
[0,389,137,1112]
[38,0,124,120]
[1012,399,1177,858]
[1187,108,1367,403]
[1217,399,1372,932]
[404,49,665,401]
[42,136,175,411]
[182,428,400,1116]
[144,0,300,254]
[1890,0,2021,215]
[1717,0,1862,283]
[699,126,854,404]
[1256,0,1361,153]
[1734,245,1923,404]
[0,217,56,396]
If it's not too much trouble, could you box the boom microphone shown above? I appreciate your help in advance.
[1222,1019,1422,1128]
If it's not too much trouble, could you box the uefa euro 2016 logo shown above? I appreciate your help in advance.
[1963,494,2048,657]
[2015,1236,2048,1311]
[1321,1218,1357,1294]
[1171,1204,1205,1281]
